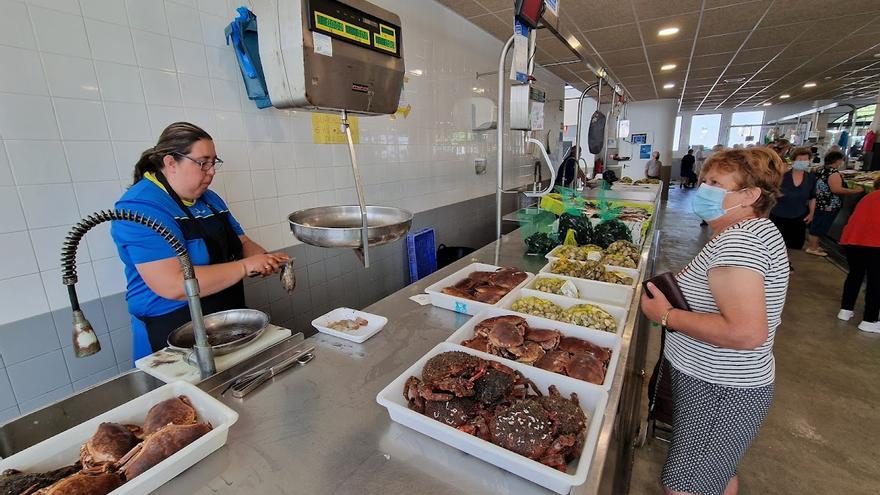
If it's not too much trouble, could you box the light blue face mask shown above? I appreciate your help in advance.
[692,183,745,221]
[792,160,810,171]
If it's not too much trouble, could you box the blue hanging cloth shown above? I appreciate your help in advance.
[226,7,272,109]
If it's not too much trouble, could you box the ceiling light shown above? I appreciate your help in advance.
[660,63,677,71]
[874,53,880,58]
[658,27,680,36]
[780,94,790,99]
[723,77,746,83]
[762,102,772,106]
[824,76,832,80]
[803,82,816,88]
[408,69,423,76]
[663,82,675,89]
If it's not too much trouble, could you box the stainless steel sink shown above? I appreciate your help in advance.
[0,371,163,458]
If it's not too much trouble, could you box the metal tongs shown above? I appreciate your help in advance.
[222,345,316,399]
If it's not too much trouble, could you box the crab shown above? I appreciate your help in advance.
[566,353,606,384]
[117,422,212,480]
[30,466,124,495]
[142,396,197,435]
[472,285,507,303]
[524,328,562,350]
[460,335,491,353]
[507,341,545,364]
[557,337,612,362]
[0,464,81,495]
[403,352,489,412]
[489,268,527,289]
[424,397,478,427]
[474,315,528,338]
[80,422,142,469]
[441,286,474,299]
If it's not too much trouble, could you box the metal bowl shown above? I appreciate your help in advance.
[167,309,269,355]
[288,205,413,248]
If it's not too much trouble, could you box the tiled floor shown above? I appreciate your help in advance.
[628,187,880,494]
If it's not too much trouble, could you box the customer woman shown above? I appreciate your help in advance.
[768,147,816,249]
[837,176,880,334]
[645,150,662,179]
[111,122,290,360]
[641,148,789,495]
[804,150,864,256]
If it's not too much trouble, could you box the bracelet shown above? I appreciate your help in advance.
[661,307,674,328]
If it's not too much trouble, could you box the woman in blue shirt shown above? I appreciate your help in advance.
[111,122,289,360]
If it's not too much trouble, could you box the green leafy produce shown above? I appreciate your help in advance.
[558,213,593,246]
[524,232,558,256]
[593,219,632,248]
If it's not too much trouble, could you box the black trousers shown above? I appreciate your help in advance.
[770,213,807,249]
[841,245,880,322]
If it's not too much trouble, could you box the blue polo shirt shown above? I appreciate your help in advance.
[110,177,243,359]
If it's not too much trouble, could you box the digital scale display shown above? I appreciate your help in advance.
[309,0,401,57]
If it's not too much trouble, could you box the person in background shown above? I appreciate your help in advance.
[804,150,864,256]
[555,145,587,188]
[593,156,605,177]
[680,149,697,188]
[641,148,788,495]
[694,145,706,176]
[837,177,880,333]
[769,147,816,250]
[645,150,662,179]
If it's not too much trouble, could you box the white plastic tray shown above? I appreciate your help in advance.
[445,307,621,391]
[375,342,608,494]
[0,381,238,494]
[502,288,628,335]
[424,263,534,316]
[312,307,387,343]
[539,260,640,287]
[545,252,642,274]
[526,273,634,309]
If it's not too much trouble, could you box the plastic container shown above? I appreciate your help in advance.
[539,260,640,287]
[424,263,534,316]
[406,228,437,283]
[527,273,634,309]
[0,381,238,494]
[445,307,621,391]
[375,342,608,494]
[502,288,628,334]
[312,307,388,343]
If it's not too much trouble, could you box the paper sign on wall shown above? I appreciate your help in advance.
[313,31,332,57]
[510,20,529,83]
[312,113,359,144]
[639,144,652,159]
[530,101,544,130]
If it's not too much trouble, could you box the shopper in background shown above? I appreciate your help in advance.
[641,148,788,495]
[837,177,880,334]
[769,147,816,250]
[555,145,587,188]
[645,150,662,179]
[804,151,863,256]
[680,149,697,188]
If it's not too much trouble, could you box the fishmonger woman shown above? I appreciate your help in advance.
[111,122,289,360]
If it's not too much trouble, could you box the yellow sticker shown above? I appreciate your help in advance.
[311,113,360,145]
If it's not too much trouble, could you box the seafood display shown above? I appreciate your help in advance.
[511,297,618,333]
[459,316,612,384]
[2,395,211,495]
[440,267,528,304]
[604,240,640,266]
[633,178,660,185]
[403,351,588,472]
[549,245,603,262]
[548,259,633,286]
[531,277,579,299]
[600,252,637,269]
[327,317,369,331]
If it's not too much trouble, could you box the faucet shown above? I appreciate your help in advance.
[61,210,216,378]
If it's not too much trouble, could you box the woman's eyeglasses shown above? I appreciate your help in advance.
[172,152,224,171]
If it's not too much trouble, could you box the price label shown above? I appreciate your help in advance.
[454,301,468,314]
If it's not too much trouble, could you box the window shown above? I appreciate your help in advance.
[689,114,722,149]
[727,111,764,147]
[831,104,875,125]
[672,116,682,151]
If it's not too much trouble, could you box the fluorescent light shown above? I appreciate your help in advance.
[660,63,677,71]
[762,102,772,106]
[780,94,790,99]
[803,82,817,88]
[663,82,675,89]
[408,69,423,76]
[658,27,680,36]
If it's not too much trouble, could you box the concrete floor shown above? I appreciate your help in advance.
[628,186,880,495]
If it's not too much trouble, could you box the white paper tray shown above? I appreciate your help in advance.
[501,288,628,335]
[0,381,238,494]
[526,273,634,309]
[445,307,621,391]
[539,260,640,287]
[424,263,534,316]
[375,342,608,494]
[312,307,387,343]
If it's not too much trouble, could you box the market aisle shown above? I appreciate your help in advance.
[629,187,880,495]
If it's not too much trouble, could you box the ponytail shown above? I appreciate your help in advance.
[130,122,213,185]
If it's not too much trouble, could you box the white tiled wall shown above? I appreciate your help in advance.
[0,0,563,414]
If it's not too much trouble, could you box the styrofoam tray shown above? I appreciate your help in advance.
[445,307,621,391]
[502,288,628,335]
[540,260,640,287]
[312,307,387,343]
[0,381,238,494]
[526,273,634,309]
[424,263,534,316]
[375,342,608,494]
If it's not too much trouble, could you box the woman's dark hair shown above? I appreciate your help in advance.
[133,122,212,184]
[790,146,812,160]
[824,150,845,166]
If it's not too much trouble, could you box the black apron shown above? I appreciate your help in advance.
[141,172,245,351]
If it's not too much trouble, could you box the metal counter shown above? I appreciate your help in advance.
[154,199,660,494]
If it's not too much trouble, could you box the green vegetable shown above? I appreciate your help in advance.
[593,219,632,248]
[524,232,558,256]
[558,213,593,246]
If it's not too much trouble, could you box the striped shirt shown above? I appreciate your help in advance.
[665,218,789,388]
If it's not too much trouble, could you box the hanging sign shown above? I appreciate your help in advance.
[639,144,652,159]
[510,19,529,83]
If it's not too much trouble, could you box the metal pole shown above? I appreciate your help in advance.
[496,35,515,241]
[574,82,600,173]
[342,109,370,268]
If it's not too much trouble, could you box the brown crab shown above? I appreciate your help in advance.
[142,396,197,435]
[525,328,562,350]
[30,466,124,495]
[0,464,81,495]
[117,422,212,480]
[489,268,528,289]
[404,352,488,412]
[507,341,545,364]
[474,315,528,338]
[472,285,507,304]
[441,286,473,299]
[80,422,142,468]
[557,337,612,362]
[566,353,606,384]
[534,350,572,374]
[460,335,491,353]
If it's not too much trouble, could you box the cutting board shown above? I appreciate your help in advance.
[135,324,292,383]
